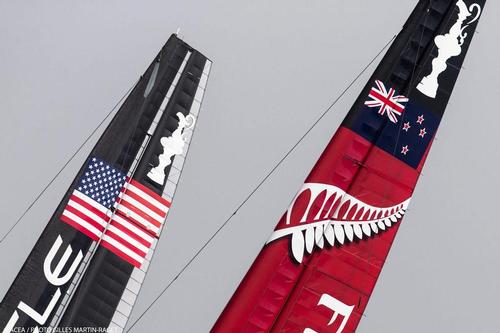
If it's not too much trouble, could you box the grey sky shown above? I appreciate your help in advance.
[0,1,498,332]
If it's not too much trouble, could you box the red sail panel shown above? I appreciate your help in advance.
[213,128,416,332]
[262,129,419,333]
[212,0,485,332]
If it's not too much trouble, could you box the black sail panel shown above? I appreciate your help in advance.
[57,50,211,331]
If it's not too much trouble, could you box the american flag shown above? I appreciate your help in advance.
[60,157,170,267]
[114,178,170,236]
[364,80,408,123]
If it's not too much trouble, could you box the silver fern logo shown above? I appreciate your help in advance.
[267,183,411,263]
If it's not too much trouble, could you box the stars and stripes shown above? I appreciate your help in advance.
[61,190,155,267]
[365,80,409,123]
[60,157,170,267]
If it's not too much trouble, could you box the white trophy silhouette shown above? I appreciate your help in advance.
[417,0,481,98]
[147,112,196,185]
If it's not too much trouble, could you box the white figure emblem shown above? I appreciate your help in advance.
[304,294,354,333]
[417,0,482,98]
[147,112,196,185]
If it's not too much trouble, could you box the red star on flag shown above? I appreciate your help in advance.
[403,122,411,132]
[419,128,427,138]
[401,145,410,155]
[417,115,425,125]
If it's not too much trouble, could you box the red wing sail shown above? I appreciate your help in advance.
[212,1,485,332]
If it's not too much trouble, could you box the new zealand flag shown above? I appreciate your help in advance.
[347,80,439,169]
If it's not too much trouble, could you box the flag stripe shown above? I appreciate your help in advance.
[117,192,166,223]
[115,199,162,228]
[61,215,100,242]
[61,210,102,240]
[102,235,144,263]
[121,187,167,217]
[127,178,171,207]
[114,204,161,233]
[112,214,155,244]
[101,239,142,268]
[73,190,109,215]
[124,183,170,211]
[66,198,107,228]
[64,204,106,232]
[109,220,152,249]
[105,228,148,256]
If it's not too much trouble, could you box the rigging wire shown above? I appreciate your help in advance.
[0,80,138,244]
[126,33,397,333]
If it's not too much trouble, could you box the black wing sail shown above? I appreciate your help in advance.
[0,34,211,333]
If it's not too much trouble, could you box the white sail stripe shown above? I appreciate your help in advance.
[202,60,212,75]
[117,193,165,223]
[162,51,192,102]
[177,51,192,77]
[115,205,160,234]
[66,199,108,228]
[72,190,109,214]
[193,85,205,104]
[124,183,169,213]
[62,210,103,238]
[102,234,145,264]
[106,225,150,254]
[112,214,155,244]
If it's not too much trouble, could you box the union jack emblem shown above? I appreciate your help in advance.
[364,80,409,123]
